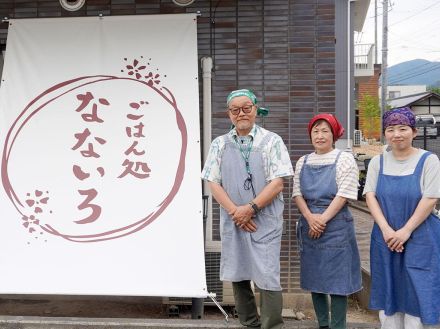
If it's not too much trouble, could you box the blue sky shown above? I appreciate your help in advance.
[357,0,440,66]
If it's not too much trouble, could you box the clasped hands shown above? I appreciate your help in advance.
[382,226,411,252]
[306,214,326,239]
[229,204,257,232]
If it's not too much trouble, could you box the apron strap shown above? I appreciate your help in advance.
[379,154,384,175]
[413,151,432,178]
[225,133,234,144]
[303,154,310,165]
[379,151,431,177]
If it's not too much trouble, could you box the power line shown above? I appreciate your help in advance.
[388,25,440,49]
[388,57,440,82]
[389,63,440,84]
[367,1,394,19]
[389,62,440,83]
[389,0,440,27]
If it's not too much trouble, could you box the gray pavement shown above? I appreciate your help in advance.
[0,315,380,329]
[349,202,374,274]
[0,203,380,329]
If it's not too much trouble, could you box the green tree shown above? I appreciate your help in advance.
[360,94,381,139]
[428,86,440,95]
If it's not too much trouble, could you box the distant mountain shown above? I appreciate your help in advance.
[387,59,440,87]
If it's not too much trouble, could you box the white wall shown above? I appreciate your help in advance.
[379,85,427,99]
[0,51,4,83]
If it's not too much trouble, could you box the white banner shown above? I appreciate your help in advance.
[0,15,207,297]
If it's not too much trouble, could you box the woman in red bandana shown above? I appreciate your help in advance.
[292,113,362,329]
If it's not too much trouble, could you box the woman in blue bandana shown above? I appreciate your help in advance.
[363,107,440,328]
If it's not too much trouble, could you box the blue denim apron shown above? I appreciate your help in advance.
[219,133,285,291]
[297,151,362,295]
[369,152,440,325]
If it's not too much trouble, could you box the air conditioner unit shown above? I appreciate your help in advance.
[166,250,234,306]
[353,129,362,146]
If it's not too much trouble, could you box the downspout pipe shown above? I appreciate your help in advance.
[347,0,356,150]
[191,56,214,320]
[201,56,213,241]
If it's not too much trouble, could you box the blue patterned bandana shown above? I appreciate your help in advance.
[226,89,269,117]
[383,107,416,130]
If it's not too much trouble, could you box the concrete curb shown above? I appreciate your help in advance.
[0,316,380,329]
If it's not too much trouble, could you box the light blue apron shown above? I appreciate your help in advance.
[369,152,440,325]
[219,132,284,291]
[297,151,362,295]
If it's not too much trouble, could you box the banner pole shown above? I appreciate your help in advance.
[208,292,229,323]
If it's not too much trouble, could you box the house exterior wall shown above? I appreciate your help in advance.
[379,84,427,100]
[0,0,341,304]
[358,63,381,139]
[412,97,440,117]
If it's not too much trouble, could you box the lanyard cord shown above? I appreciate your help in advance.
[235,137,253,174]
[235,136,256,198]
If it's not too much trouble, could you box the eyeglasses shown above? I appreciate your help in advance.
[228,105,254,116]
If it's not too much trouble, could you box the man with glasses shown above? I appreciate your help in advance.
[202,89,293,329]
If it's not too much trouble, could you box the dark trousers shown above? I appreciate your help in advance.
[311,292,347,329]
[232,280,284,329]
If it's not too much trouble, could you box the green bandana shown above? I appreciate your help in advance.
[226,89,269,117]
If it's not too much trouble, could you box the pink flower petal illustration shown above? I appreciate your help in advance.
[23,222,29,228]
[35,190,43,197]
[128,71,134,76]
[126,65,134,69]
[35,207,43,213]
[26,199,35,207]
[136,73,141,79]
[40,197,49,204]
[29,228,36,233]
[138,66,146,70]
[133,59,139,67]
[129,102,140,109]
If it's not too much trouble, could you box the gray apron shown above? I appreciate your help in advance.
[219,133,284,291]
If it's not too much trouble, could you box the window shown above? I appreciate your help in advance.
[388,91,401,99]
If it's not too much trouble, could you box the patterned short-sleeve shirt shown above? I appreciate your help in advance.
[201,125,294,184]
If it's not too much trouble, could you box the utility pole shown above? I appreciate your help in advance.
[375,0,378,64]
[381,0,388,135]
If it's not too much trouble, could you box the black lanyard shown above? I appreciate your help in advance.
[235,136,256,198]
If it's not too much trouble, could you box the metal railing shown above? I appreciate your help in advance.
[413,123,440,156]
[354,43,375,77]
